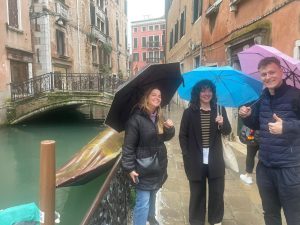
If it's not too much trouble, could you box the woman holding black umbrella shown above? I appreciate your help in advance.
[179,80,231,225]
[121,87,175,225]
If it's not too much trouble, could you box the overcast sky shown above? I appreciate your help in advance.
[127,0,165,22]
[127,0,165,48]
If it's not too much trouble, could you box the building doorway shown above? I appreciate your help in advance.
[10,60,29,83]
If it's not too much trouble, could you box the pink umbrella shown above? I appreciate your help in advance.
[238,44,300,88]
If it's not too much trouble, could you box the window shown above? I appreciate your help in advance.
[133,53,139,62]
[294,40,300,60]
[133,27,138,32]
[105,11,109,35]
[193,0,203,22]
[125,29,128,50]
[97,17,101,29]
[56,30,65,56]
[98,46,104,65]
[180,8,186,38]
[116,20,119,45]
[97,0,104,10]
[154,35,159,47]
[194,55,200,68]
[148,36,154,47]
[8,0,20,28]
[160,24,165,30]
[10,60,28,83]
[169,30,173,50]
[34,18,40,31]
[154,51,159,60]
[160,51,164,59]
[143,52,147,61]
[100,20,105,33]
[92,46,97,63]
[174,22,179,44]
[125,0,127,15]
[155,25,159,30]
[162,33,165,47]
[133,38,138,49]
[149,51,153,60]
[142,37,147,48]
[142,26,146,32]
[90,4,95,26]
[149,25,153,31]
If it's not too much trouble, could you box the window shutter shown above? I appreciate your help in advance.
[90,4,95,26]
[8,0,19,28]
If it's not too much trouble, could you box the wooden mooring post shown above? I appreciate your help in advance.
[40,140,56,225]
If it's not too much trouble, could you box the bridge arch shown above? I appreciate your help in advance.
[7,92,114,124]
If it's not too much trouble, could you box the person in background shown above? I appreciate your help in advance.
[179,80,232,225]
[121,87,175,225]
[239,57,300,225]
[239,126,259,185]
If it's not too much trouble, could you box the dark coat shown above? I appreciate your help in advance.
[179,105,231,181]
[121,109,175,190]
[243,82,300,167]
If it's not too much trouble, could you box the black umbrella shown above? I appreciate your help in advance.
[105,63,182,132]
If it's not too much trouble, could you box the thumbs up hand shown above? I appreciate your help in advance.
[268,114,283,134]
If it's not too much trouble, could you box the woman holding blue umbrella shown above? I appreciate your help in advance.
[179,80,231,225]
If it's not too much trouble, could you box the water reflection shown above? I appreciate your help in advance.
[0,105,108,225]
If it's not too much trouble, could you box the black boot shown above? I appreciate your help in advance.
[148,217,160,225]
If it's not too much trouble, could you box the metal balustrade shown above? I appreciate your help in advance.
[10,73,124,101]
[81,156,132,225]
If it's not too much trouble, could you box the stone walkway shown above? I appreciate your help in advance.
[155,104,287,225]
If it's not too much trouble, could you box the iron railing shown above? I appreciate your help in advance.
[10,73,124,101]
[81,156,132,225]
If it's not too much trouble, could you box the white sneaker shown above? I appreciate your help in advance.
[240,173,253,184]
[214,223,222,225]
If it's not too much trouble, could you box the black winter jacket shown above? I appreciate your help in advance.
[243,82,300,167]
[121,109,175,190]
[179,104,231,181]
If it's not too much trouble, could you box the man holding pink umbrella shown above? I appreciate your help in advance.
[239,57,300,225]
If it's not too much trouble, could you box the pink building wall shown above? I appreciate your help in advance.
[131,17,166,75]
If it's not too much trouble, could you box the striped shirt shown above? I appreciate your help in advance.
[200,109,210,148]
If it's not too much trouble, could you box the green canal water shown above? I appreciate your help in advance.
[0,106,109,225]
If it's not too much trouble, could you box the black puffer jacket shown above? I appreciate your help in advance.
[243,82,300,167]
[122,109,175,190]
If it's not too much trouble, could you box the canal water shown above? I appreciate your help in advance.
[0,105,109,225]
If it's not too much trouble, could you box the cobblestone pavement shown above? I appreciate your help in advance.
[155,103,287,225]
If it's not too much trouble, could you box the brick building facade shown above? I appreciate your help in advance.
[165,0,300,135]
[0,0,129,124]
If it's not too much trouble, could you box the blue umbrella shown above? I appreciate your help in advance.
[178,66,263,107]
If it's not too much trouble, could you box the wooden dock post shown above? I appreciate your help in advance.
[40,140,56,225]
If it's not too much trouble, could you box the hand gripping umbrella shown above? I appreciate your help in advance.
[105,63,182,132]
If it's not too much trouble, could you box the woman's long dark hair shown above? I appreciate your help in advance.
[189,79,217,108]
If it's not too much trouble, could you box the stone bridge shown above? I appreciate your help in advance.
[7,73,123,124]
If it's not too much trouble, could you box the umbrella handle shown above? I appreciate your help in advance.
[217,104,222,117]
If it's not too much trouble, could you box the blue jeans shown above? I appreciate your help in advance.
[134,189,158,225]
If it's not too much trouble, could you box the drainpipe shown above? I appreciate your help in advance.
[76,0,82,72]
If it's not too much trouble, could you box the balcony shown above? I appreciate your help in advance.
[206,0,222,17]
[55,1,69,20]
[146,58,161,63]
[147,41,160,49]
[229,0,244,12]
[91,26,107,43]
